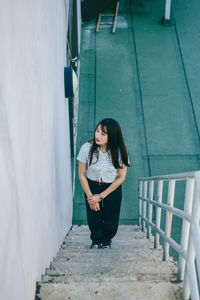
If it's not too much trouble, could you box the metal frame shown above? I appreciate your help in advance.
[96,1,120,34]
[139,171,200,300]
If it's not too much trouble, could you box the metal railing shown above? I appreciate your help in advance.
[138,171,200,300]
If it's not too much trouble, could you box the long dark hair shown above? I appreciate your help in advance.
[88,118,130,169]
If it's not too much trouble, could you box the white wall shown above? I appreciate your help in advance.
[0,1,73,299]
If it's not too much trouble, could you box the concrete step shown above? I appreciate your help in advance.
[65,226,150,236]
[58,245,159,255]
[45,262,177,282]
[38,281,183,300]
[63,231,154,237]
[66,231,149,238]
[53,250,165,263]
[37,225,183,299]
[53,249,173,263]
[60,244,156,252]
[71,225,143,232]
[65,225,151,239]
[42,269,177,284]
[61,238,156,247]
[50,258,176,270]
[57,246,163,255]
[62,238,154,246]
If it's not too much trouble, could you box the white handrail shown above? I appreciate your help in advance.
[139,171,200,300]
[139,171,196,181]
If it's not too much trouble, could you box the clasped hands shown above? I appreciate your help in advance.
[87,194,101,211]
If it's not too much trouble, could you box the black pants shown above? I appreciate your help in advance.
[85,178,122,244]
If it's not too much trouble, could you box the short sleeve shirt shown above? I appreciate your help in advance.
[77,142,126,183]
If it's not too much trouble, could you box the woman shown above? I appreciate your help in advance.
[77,118,130,249]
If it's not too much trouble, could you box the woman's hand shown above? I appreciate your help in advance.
[87,194,100,204]
[87,194,101,211]
[89,201,100,211]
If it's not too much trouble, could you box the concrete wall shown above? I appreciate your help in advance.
[0,1,73,299]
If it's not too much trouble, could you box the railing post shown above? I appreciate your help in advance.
[184,236,199,300]
[139,171,200,300]
[142,181,148,232]
[163,179,175,261]
[183,173,200,300]
[147,180,154,239]
[139,180,143,227]
[165,0,172,20]
[154,180,163,249]
[178,178,195,281]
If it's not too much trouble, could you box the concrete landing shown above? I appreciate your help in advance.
[73,0,200,256]
[36,226,183,299]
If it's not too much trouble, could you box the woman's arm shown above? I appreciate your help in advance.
[78,162,93,198]
[101,166,127,198]
[87,166,127,203]
[78,161,100,211]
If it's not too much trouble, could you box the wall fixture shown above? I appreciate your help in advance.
[64,67,78,98]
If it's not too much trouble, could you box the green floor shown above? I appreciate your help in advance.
[73,0,200,229]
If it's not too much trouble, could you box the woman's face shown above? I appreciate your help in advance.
[95,125,108,146]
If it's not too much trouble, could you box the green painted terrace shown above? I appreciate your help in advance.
[73,0,200,236]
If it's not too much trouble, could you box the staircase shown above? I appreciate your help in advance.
[36,225,183,299]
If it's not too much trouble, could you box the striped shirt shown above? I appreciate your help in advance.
[77,142,125,183]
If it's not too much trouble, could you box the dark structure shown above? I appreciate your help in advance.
[81,0,117,22]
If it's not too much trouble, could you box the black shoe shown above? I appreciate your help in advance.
[102,241,111,249]
[102,245,111,249]
[90,243,101,249]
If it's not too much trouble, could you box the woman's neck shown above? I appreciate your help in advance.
[100,145,107,153]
